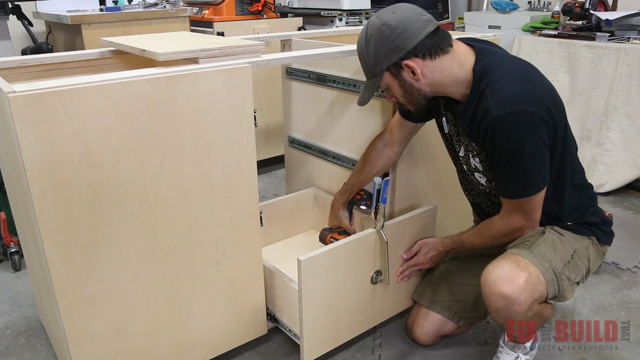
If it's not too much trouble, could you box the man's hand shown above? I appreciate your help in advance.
[328,198,356,234]
[396,237,449,282]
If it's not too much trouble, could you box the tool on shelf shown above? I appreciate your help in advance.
[184,0,278,27]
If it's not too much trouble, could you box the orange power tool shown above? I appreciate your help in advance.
[319,189,372,245]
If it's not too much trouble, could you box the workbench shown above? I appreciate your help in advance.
[33,8,190,51]
[512,35,640,193]
[0,29,495,360]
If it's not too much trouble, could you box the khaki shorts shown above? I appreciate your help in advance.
[412,226,609,328]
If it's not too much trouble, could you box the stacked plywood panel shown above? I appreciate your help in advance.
[100,31,265,62]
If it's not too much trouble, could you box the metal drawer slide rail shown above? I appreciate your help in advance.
[266,309,300,343]
[285,67,385,99]
[287,135,358,170]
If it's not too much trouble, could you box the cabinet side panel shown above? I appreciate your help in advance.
[0,93,72,360]
[282,79,390,166]
[253,40,286,161]
[214,18,303,161]
[8,66,266,359]
[284,148,351,196]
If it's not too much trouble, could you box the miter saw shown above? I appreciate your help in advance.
[184,0,278,27]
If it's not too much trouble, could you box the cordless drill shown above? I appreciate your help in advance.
[319,189,372,245]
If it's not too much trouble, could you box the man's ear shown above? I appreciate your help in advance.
[401,59,422,81]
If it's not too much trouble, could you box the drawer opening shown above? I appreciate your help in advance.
[260,187,369,338]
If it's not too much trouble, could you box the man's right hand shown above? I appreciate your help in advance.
[328,196,357,234]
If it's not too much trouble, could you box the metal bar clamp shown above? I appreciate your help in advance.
[371,177,390,285]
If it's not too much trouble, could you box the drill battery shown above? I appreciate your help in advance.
[319,226,351,245]
[318,188,373,245]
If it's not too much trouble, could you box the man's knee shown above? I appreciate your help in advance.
[481,254,547,322]
[406,303,462,346]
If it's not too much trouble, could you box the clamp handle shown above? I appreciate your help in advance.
[380,177,390,207]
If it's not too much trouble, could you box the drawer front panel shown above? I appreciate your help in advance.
[298,205,437,360]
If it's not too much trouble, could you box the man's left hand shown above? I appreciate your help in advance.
[396,237,449,282]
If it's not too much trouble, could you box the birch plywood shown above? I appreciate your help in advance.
[263,260,301,335]
[3,65,266,360]
[100,31,264,61]
[80,17,190,50]
[284,148,352,196]
[0,93,72,359]
[211,18,303,160]
[263,230,323,281]
[259,187,334,246]
[298,205,437,360]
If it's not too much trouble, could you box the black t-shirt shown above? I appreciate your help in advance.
[398,38,614,245]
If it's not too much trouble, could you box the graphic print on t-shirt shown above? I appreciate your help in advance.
[433,97,501,219]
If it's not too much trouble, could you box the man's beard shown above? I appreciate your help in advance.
[396,74,432,117]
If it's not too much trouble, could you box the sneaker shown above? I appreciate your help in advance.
[492,331,538,360]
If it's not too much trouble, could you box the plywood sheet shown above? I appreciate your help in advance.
[0,92,72,360]
[5,65,266,359]
[100,31,265,61]
[263,260,301,335]
[263,230,324,281]
[81,17,190,50]
[283,77,390,161]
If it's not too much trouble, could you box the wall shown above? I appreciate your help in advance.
[617,0,640,10]
[36,0,99,12]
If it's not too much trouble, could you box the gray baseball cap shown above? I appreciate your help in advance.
[356,3,439,106]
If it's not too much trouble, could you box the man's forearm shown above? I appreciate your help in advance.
[334,131,400,205]
[442,213,535,254]
[333,113,424,207]
[442,190,546,254]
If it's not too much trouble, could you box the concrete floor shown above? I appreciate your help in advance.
[1,162,639,360]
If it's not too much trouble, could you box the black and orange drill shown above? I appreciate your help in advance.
[319,189,372,245]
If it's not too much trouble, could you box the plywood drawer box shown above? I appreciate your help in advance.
[259,187,437,360]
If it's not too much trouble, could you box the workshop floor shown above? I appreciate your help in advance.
[1,160,639,360]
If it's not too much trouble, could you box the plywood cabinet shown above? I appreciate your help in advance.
[0,57,267,359]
